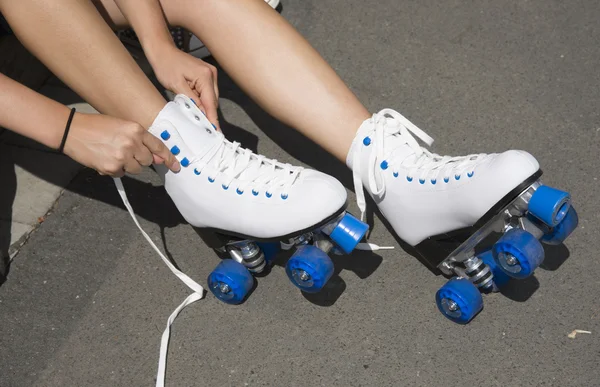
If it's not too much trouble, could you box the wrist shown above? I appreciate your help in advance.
[61,111,83,158]
[45,106,75,151]
[57,108,77,153]
[141,33,177,65]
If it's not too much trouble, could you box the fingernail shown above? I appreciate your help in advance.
[173,162,181,172]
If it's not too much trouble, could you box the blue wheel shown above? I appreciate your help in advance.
[541,206,579,245]
[329,213,369,254]
[493,228,544,279]
[207,260,253,304]
[435,278,483,324]
[256,242,281,266]
[286,245,334,293]
[479,250,510,291]
[528,185,571,227]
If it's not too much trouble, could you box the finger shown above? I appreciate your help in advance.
[143,131,181,172]
[174,80,199,104]
[134,146,154,167]
[206,63,219,102]
[187,91,206,116]
[107,169,125,178]
[124,158,143,175]
[192,80,220,130]
[100,163,125,178]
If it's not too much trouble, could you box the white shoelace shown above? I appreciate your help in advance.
[352,108,487,221]
[113,139,303,386]
[114,178,204,387]
[189,134,302,197]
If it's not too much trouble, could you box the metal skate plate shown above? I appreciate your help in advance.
[438,180,546,277]
[217,213,347,274]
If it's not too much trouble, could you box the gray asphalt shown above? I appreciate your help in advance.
[1,0,599,386]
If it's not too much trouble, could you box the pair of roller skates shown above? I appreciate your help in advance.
[148,96,577,324]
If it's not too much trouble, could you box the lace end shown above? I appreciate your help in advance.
[356,242,394,251]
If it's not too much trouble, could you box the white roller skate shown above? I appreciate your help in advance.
[149,95,368,302]
[115,92,364,387]
[347,109,578,323]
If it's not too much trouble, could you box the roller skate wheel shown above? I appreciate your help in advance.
[435,278,483,324]
[493,228,544,279]
[286,245,334,293]
[528,185,571,227]
[207,260,253,304]
[541,206,579,245]
[329,213,369,254]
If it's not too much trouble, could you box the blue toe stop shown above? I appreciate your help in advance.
[329,213,369,254]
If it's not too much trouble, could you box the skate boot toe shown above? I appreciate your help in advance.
[491,150,539,182]
[280,169,348,232]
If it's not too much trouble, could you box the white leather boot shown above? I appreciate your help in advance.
[149,95,348,240]
[347,108,541,247]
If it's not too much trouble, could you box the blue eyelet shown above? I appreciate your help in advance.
[222,184,229,190]
[363,137,371,146]
[281,193,289,200]
[170,145,180,155]
[160,130,170,140]
[444,177,450,183]
[208,177,215,183]
[467,171,474,178]
[419,179,425,184]
[380,160,388,170]
[194,168,201,175]
[180,157,190,167]
[252,190,259,196]
[393,172,399,178]
[407,176,413,182]
[266,192,273,198]
[455,174,461,180]
[236,188,244,195]
[431,179,437,185]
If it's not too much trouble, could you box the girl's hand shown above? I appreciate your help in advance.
[149,45,220,129]
[64,113,181,177]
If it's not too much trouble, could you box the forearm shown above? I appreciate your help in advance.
[113,0,175,59]
[0,73,70,149]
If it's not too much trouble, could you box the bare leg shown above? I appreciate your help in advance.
[0,0,166,128]
[96,0,370,162]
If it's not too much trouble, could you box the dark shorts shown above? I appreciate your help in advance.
[0,13,12,35]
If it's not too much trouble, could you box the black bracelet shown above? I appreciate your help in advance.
[58,108,76,154]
